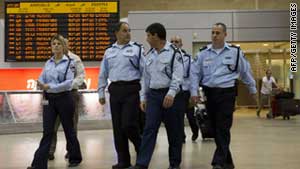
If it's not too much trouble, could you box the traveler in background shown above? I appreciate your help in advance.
[256,69,278,117]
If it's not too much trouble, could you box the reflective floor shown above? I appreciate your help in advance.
[0,108,300,169]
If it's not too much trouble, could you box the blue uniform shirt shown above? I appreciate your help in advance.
[180,49,192,91]
[140,41,184,102]
[190,43,257,97]
[38,55,75,93]
[98,41,145,99]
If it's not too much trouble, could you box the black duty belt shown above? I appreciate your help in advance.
[202,86,236,94]
[150,88,169,93]
[111,79,140,86]
[45,91,71,99]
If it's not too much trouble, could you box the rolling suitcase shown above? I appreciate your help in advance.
[268,92,298,120]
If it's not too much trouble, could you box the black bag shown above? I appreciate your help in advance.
[194,103,214,140]
[275,91,294,99]
[78,82,87,89]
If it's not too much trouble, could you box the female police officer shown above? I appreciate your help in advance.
[27,34,82,169]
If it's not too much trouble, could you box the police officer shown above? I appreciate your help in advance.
[48,38,86,160]
[190,23,257,169]
[170,35,199,142]
[98,22,144,169]
[130,23,184,169]
[27,34,82,169]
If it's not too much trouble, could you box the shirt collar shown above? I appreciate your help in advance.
[207,42,230,52]
[49,54,69,63]
[154,41,172,54]
[112,41,133,49]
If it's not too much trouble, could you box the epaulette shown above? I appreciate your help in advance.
[170,44,180,53]
[133,42,142,47]
[105,44,113,51]
[181,49,191,57]
[181,49,187,54]
[146,48,154,55]
[199,46,208,52]
[228,44,240,49]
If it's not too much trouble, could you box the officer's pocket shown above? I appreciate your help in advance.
[106,54,117,69]
[57,69,67,82]
[222,58,235,73]
[203,65,212,75]
[158,61,171,78]
[124,52,137,66]
[202,58,214,75]
[158,56,171,71]
[123,52,135,58]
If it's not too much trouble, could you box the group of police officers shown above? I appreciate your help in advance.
[28,21,257,169]
[98,21,256,169]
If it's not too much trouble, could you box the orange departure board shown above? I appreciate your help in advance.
[5,0,119,62]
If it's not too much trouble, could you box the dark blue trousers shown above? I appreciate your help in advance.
[203,87,236,167]
[31,92,82,169]
[136,89,184,168]
[108,82,142,166]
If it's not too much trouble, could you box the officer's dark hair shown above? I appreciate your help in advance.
[113,21,129,33]
[214,22,227,33]
[145,23,166,40]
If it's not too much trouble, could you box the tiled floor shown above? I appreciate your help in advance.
[0,108,300,169]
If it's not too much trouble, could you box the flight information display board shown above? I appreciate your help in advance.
[5,0,119,61]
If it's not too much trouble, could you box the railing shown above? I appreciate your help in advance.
[0,90,111,125]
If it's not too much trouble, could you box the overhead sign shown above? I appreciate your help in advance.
[5,0,119,62]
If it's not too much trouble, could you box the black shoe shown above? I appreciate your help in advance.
[65,152,69,159]
[112,163,131,169]
[213,165,224,169]
[48,154,55,160]
[192,133,198,141]
[224,163,235,169]
[68,162,80,167]
[168,166,181,169]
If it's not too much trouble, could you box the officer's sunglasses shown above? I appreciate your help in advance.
[171,40,179,43]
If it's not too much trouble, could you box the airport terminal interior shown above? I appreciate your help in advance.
[1,109,300,169]
[0,0,300,169]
